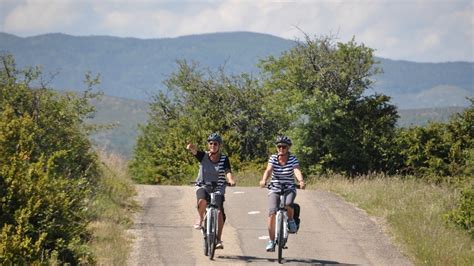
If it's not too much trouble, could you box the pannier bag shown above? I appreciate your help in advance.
[293,203,301,231]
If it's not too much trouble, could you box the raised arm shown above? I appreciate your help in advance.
[186,143,198,155]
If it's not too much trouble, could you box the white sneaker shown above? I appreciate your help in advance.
[216,241,224,249]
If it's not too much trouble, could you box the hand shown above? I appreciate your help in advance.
[228,180,236,187]
[259,179,267,188]
[186,143,195,150]
[186,143,197,155]
[299,180,306,190]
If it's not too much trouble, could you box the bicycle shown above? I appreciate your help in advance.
[268,183,300,264]
[193,181,233,260]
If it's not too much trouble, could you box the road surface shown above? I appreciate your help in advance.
[127,185,411,265]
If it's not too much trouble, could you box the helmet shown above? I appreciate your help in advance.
[207,132,222,144]
[275,135,292,146]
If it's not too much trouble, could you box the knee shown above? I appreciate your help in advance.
[197,199,207,207]
[268,208,277,216]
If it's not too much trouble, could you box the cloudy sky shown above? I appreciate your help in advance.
[1,0,472,62]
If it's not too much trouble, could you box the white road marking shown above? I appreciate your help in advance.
[258,235,270,240]
[233,191,245,194]
[248,211,260,215]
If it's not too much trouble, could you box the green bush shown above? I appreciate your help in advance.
[446,184,474,238]
[0,54,100,264]
[395,99,473,180]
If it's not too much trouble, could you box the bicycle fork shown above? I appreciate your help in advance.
[275,210,288,247]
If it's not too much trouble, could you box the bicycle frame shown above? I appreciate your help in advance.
[275,188,289,263]
[201,183,219,260]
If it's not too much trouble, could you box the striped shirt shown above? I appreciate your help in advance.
[268,153,299,193]
[194,151,231,195]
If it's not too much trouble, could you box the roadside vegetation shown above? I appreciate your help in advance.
[0,54,136,264]
[88,151,137,265]
[312,176,473,265]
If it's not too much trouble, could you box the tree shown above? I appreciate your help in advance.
[259,35,399,175]
[130,60,279,184]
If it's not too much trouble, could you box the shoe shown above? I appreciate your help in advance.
[288,219,297,233]
[193,218,202,230]
[216,241,224,249]
[266,240,275,252]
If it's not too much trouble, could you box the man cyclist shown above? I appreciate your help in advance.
[259,135,305,251]
[187,133,236,249]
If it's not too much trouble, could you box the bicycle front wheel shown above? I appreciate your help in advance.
[277,211,284,263]
[208,208,218,260]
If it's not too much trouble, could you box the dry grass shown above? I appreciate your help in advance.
[88,150,138,264]
[311,175,473,265]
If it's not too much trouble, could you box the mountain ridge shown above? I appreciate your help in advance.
[1,31,472,109]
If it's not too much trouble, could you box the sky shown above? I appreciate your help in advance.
[0,0,473,62]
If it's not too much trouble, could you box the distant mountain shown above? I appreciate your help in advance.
[86,95,466,157]
[0,31,472,109]
[397,106,466,128]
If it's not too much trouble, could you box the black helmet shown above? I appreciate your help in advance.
[275,135,292,146]
[207,132,222,144]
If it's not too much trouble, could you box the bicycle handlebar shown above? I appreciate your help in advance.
[190,181,236,187]
[265,182,301,190]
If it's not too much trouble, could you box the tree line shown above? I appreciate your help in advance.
[130,35,472,235]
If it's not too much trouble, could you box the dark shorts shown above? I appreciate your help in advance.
[196,186,225,215]
[268,190,296,216]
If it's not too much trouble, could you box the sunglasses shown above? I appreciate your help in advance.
[277,145,288,149]
[208,142,219,146]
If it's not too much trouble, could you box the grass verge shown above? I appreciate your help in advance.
[88,151,138,264]
[311,175,473,265]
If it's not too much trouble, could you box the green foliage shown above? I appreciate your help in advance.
[130,60,278,184]
[445,183,474,238]
[394,99,473,179]
[259,35,398,175]
[0,54,101,264]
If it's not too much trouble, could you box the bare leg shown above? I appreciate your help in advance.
[286,205,294,220]
[268,214,276,241]
[217,210,224,241]
[197,199,207,223]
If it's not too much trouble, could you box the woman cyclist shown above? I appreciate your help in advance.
[259,135,305,252]
[186,132,236,249]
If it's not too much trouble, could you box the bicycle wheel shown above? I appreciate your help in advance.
[202,217,208,256]
[277,211,284,263]
[208,208,217,260]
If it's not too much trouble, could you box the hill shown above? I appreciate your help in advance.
[86,95,465,157]
[0,31,472,109]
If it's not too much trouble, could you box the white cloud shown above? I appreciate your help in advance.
[0,0,472,62]
[3,0,81,34]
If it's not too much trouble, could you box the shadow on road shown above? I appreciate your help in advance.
[217,255,341,265]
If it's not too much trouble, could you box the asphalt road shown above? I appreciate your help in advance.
[127,185,411,265]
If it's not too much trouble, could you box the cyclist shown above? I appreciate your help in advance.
[187,133,236,249]
[259,135,305,251]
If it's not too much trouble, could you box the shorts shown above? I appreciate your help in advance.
[268,190,296,216]
[196,186,226,218]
